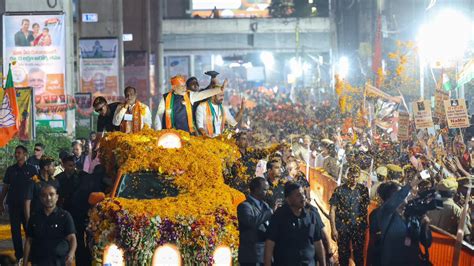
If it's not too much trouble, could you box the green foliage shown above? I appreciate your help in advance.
[0,126,72,178]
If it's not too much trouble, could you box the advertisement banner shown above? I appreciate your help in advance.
[79,38,119,99]
[3,14,66,129]
[413,100,434,129]
[444,99,470,129]
[74,92,92,128]
[124,51,149,103]
[434,89,449,120]
[398,112,410,141]
[0,87,34,141]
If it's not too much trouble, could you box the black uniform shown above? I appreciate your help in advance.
[25,177,60,216]
[97,102,120,132]
[266,203,324,266]
[26,207,76,265]
[57,170,100,265]
[3,163,38,260]
[26,156,40,172]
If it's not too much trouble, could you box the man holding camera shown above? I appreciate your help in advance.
[377,178,432,266]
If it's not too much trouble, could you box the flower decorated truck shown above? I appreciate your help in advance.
[87,129,245,265]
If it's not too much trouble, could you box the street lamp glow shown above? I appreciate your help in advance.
[338,56,349,79]
[214,55,224,66]
[417,9,472,64]
[289,57,303,77]
[260,51,275,69]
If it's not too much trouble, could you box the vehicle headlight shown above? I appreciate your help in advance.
[157,132,182,149]
[212,246,232,266]
[152,244,181,266]
[103,244,125,266]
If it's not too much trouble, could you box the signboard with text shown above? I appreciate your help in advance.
[398,112,410,141]
[434,89,449,120]
[413,100,434,129]
[444,99,470,128]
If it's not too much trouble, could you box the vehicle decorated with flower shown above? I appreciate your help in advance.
[87,129,246,265]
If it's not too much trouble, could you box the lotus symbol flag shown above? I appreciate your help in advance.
[0,63,20,147]
[0,93,16,128]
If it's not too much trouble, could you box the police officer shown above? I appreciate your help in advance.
[428,177,471,240]
[0,145,38,262]
[23,184,77,266]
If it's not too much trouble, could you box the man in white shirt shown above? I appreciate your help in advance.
[154,75,226,134]
[112,86,152,133]
[195,92,244,137]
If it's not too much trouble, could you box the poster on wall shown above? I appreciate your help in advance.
[444,99,470,128]
[412,100,434,129]
[3,14,66,129]
[124,51,149,103]
[79,38,120,102]
[0,87,35,140]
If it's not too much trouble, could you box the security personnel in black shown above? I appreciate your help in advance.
[56,155,92,265]
[25,156,60,223]
[23,184,77,266]
[0,145,38,262]
[264,182,326,266]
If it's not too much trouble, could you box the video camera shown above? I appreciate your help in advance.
[405,189,443,218]
[404,189,443,244]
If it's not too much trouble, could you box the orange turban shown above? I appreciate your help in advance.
[170,76,186,87]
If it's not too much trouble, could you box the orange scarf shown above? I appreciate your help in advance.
[120,102,142,133]
[205,100,226,136]
[164,92,195,133]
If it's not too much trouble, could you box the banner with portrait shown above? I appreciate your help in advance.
[3,14,66,129]
[79,38,120,100]
[0,87,35,141]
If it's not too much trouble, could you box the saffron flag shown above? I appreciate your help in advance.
[0,64,20,147]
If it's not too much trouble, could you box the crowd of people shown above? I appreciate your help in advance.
[1,72,473,265]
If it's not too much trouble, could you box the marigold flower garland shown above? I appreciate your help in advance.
[89,129,245,264]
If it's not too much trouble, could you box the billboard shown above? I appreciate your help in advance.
[3,14,66,129]
[191,0,271,18]
[79,38,120,98]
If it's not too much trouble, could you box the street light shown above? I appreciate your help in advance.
[338,56,349,79]
[260,51,275,69]
[417,9,472,65]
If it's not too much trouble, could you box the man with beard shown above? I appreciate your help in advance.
[329,165,369,266]
[23,185,77,266]
[155,75,227,133]
[196,91,244,137]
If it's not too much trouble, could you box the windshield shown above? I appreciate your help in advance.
[116,172,179,199]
